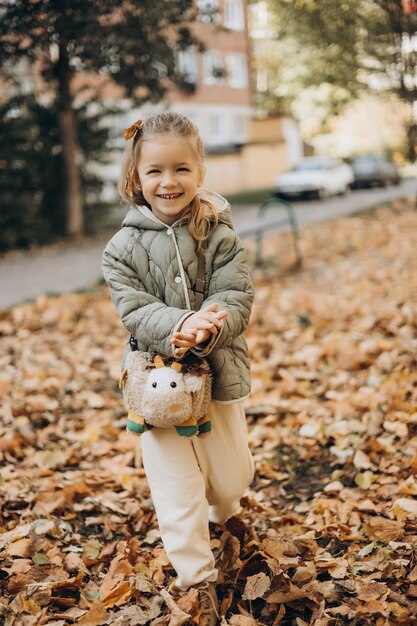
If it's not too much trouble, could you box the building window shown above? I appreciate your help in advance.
[197,0,219,22]
[208,114,223,143]
[177,48,198,83]
[202,50,224,85]
[224,0,245,31]
[225,53,248,88]
[233,115,246,141]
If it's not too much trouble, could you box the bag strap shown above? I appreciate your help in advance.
[130,240,206,351]
[194,241,206,312]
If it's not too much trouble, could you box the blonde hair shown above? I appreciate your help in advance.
[119,112,218,246]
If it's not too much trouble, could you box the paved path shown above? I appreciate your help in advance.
[0,178,415,310]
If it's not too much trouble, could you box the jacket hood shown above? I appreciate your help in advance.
[122,189,233,231]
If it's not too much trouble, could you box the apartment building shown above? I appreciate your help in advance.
[170,0,252,151]
[113,0,252,153]
[100,0,256,198]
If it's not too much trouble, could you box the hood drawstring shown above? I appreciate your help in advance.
[137,206,192,310]
[167,226,191,310]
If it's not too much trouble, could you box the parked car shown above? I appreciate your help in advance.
[273,157,354,200]
[351,155,401,188]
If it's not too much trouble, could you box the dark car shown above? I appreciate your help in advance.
[351,155,400,188]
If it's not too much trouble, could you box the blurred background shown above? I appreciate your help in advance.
[1,0,417,252]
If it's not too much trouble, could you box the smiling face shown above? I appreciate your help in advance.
[136,133,204,225]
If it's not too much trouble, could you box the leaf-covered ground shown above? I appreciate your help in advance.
[1,200,417,626]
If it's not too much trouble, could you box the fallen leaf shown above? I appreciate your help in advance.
[392,498,417,521]
[160,589,190,626]
[242,572,271,600]
[77,600,108,626]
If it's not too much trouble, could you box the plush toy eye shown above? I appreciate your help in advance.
[152,382,157,388]
[170,382,177,388]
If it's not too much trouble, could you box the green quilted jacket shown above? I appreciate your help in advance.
[102,190,253,402]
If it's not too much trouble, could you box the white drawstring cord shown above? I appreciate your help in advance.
[169,228,192,310]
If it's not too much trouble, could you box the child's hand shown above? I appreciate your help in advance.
[170,303,228,357]
[170,328,209,357]
[182,302,228,335]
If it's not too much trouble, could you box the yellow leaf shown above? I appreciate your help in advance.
[392,498,417,521]
[354,471,376,489]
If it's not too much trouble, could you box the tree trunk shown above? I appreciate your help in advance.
[57,39,83,236]
[407,120,417,162]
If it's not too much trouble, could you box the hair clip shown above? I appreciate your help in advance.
[124,119,143,141]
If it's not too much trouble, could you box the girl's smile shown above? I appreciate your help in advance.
[137,134,204,225]
[157,192,184,201]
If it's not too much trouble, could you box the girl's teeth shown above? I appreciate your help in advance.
[160,193,181,199]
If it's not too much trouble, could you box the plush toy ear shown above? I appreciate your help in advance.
[184,374,203,393]
[171,362,182,373]
[154,355,165,368]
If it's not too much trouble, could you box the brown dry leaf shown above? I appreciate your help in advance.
[5,538,33,558]
[363,516,404,542]
[236,551,271,580]
[242,572,271,600]
[149,548,171,585]
[228,617,259,626]
[272,604,286,625]
[51,607,88,621]
[411,451,417,474]
[325,603,354,618]
[33,490,67,515]
[266,574,306,604]
[159,589,191,626]
[99,556,133,608]
[7,559,33,576]
[176,587,199,616]
[292,561,317,583]
[217,533,241,571]
[353,450,372,469]
[408,565,417,582]
[0,524,32,551]
[355,580,389,601]
[3,201,417,624]
[392,498,417,521]
[107,602,163,626]
[101,581,133,609]
[77,600,108,626]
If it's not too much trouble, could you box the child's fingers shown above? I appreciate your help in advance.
[192,319,216,330]
[215,310,228,320]
[174,347,188,356]
[200,308,227,322]
[202,302,218,313]
[195,328,213,343]
[194,313,222,327]
[170,333,197,347]
[171,338,194,348]
[173,331,196,341]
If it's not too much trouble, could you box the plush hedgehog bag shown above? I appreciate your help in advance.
[119,245,213,438]
[119,352,212,437]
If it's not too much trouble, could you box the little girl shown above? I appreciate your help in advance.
[102,112,254,624]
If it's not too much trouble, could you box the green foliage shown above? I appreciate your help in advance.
[262,0,417,156]
[0,0,199,248]
[0,97,64,251]
[0,96,111,252]
[271,0,417,101]
[0,0,199,104]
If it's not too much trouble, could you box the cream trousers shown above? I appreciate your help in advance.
[140,401,255,589]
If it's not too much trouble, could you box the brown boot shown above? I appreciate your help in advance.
[195,581,219,626]
[168,580,219,626]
